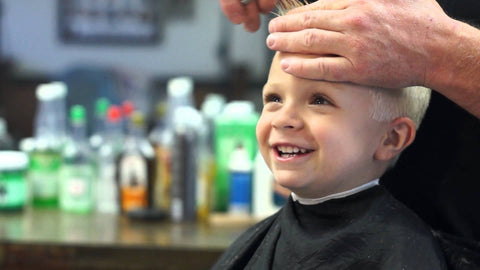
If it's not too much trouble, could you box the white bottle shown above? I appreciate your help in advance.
[252,151,282,218]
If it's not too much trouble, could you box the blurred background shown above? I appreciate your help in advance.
[0,1,281,269]
[0,0,273,140]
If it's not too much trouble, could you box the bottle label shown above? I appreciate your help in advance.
[154,146,172,210]
[196,157,215,222]
[30,152,60,200]
[119,154,148,211]
[229,171,252,214]
[96,162,118,212]
[0,175,26,208]
[59,165,94,211]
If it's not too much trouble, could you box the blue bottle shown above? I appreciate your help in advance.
[228,144,253,215]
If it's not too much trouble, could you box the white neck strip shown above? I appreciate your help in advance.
[291,179,380,205]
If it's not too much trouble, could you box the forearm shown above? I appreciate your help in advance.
[426,19,480,118]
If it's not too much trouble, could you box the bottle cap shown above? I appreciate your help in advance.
[0,151,29,171]
[35,82,68,101]
[130,111,145,127]
[19,138,35,153]
[35,84,57,101]
[122,101,135,118]
[223,101,255,117]
[49,81,68,98]
[173,106,202,131]
[167,77,193,98]
[201,93,226,118]
[95,98,110,117]
[167,77,194,108]
[107,105,122,123]
[70,105,86,124]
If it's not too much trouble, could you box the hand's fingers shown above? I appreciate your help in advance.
[219,0,247,24]
[280,56,353,82]
[243,1,262,32]
[267,29,347,55]
[269,10,345,33]
[257,0,278,13]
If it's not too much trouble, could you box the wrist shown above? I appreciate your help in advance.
[425,18,480,116]
[423,17,462,91]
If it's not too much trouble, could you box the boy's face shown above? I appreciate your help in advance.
[256,52,389,198]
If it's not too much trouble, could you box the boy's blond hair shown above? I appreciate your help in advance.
[369,86,431,130]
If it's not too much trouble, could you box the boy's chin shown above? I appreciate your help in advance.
[273,173,311,194]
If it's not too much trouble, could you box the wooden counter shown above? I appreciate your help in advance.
[0,208,257,270]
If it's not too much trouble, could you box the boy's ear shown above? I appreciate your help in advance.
[374,117,416,161]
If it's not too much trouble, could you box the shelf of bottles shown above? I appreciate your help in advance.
[0,77,288,228]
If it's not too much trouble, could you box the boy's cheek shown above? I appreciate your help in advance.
[256,114,270,142]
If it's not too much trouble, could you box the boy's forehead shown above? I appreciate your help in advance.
[268,52,374,94]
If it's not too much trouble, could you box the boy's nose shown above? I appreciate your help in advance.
[271,106,304,130]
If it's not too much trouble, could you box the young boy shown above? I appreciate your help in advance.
[212,51,447,270]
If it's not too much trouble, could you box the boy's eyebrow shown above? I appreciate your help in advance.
[262,81,279,93]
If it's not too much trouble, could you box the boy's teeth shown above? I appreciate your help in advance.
[277,145,309,154]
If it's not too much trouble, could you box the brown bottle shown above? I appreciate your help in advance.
[117,111,156,213]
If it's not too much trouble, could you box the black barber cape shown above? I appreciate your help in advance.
[212,185,447,270]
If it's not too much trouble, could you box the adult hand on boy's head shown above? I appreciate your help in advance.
[219,0,278,32]
[266,0,452,89]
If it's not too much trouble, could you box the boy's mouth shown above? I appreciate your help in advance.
[275,145,314,158]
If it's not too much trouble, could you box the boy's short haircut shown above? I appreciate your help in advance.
[369,86,431,130]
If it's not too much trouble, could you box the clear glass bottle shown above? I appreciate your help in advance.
[59,105,95,213]
[95,105,123,214]
[89,97,110,152]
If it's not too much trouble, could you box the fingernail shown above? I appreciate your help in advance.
[245,22,255,32]
[281,59,290,72]
[230,11,243,22]
[268,20,277,33]
[266,35,275,48]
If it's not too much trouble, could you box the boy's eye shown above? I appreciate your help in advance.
[264,93,282,103]
[311,94,332,105]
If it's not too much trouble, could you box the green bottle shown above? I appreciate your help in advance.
[0,151,29,211]
[59,105,95,213]
[214,101,259,212]
[30,83,66,207]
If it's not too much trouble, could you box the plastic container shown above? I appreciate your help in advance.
[153,76,195,212]
[214,101,259,211]
[252,151,285,218]
[170,106,202,222]
[0,151,29,211]
[228,144,253,215]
